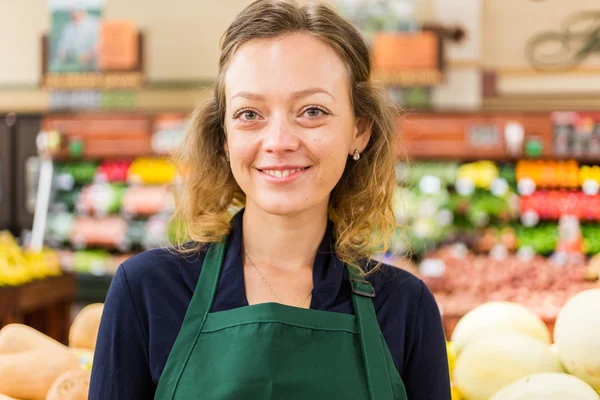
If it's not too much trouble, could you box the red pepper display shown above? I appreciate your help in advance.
[96,161,132,183]
[520,191,600,221]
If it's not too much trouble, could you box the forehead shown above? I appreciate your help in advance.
[224,33,350,100]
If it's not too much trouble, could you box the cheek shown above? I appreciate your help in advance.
[311,131,351,182]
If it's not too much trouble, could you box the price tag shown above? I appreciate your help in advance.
[94,172,108,184]
[504,122,525,156]
[517,246,536,262]
[55,173,75,191]
[89,260,107,276]
[456,177,475,196]
[450,243,469,259]
[521,210,540,227]
[490,178,509,197]
[395,163,407,183]
[518,178,536,196]
[419,199,438,218]
[490,244,508,260]
[419,259,446,277]
[127,173,143,186]
[550,251,568,268]
[413,218,433,239]
[471,210,490,227]
[582,179,599,196]
[437,209,453,227]
[419,175,442,195]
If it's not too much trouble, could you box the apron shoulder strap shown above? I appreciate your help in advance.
[155,240,226,399]
[347,266,396,400]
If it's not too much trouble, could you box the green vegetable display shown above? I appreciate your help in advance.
[516,224,558,255]
[581,224,600,255]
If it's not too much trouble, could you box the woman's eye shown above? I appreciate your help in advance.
[233,109,261,122]
[242,111,258,120]
[303,107,328,118]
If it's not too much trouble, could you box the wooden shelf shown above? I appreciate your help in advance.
[0,273,76,344]
[2,84,600,114]
[0,86,212,114]
[399,112,554,161]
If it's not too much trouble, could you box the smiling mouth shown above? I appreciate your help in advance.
[258,167,310,178]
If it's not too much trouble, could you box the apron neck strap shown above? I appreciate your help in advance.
[346,265,395,400]
[193,239,227,325]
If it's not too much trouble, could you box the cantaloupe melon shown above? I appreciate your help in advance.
[69,303,104,350]
[46,369,91,400]
[0,394,20,400]
[489,372,599,400]
[0,348,79,400]
[451,301,551,356]
[453,331,562,400]
[0,324,67,354]
[554,288,600,391]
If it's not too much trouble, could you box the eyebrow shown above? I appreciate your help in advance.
[231,88,335,101]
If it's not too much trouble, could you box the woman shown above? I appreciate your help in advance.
[89,0,451,398]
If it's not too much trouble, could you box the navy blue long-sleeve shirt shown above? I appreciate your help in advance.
[89,211,451,399]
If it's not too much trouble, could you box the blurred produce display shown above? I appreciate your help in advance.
[0,232,62,286]
[516,160,579,189]
[391,159,600,259]
[423,245,598,321]
[520,191,600,221]
[46,155,179,278]
[392,161,518,258]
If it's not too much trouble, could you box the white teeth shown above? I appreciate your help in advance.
[263,168,304,178]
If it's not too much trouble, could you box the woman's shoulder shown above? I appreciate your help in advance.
[366,259,425,299]
[365,259,440,320]
[118,245,208,293]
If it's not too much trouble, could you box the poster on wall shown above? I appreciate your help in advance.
[334,0,420,43]
[48,0,105,73]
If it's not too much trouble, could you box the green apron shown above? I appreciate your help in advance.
[155,239,408,399]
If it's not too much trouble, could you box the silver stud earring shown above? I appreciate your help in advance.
[225,151,230,162]
[353,149,360,161]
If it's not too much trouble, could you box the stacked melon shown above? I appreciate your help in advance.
[448,289,600,400]
[0,304,103,400]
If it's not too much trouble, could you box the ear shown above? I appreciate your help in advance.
[350,117,372,156]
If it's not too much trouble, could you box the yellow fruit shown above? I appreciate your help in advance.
[447,341,456,376]
[0,231,61,286]
[451,385,463,400]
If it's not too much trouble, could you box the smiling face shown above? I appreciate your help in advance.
[223,32,370,218]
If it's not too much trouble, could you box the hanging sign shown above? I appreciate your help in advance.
[44,0,143,90]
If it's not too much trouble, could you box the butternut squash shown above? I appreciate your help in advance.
[46,369,90,400]
[0,348,79,400]
[0,394,20,400]
[0,324,68,354]
[69,304,104,350]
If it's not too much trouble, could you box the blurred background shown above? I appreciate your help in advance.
[1,0,600,398]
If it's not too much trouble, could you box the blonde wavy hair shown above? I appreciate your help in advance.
[171,0,399,274]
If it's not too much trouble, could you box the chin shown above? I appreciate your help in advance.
[256,200,308,217]
[252,194,326,218]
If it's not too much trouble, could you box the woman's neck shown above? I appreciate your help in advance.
[241,201,328,271]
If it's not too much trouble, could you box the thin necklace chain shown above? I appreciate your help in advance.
[243,249,313,308]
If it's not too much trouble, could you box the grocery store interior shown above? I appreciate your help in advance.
[1,0,600,399]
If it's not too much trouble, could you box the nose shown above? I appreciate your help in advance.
[261,115,300,154]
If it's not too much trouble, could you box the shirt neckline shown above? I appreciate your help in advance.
[216,208,346,311]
